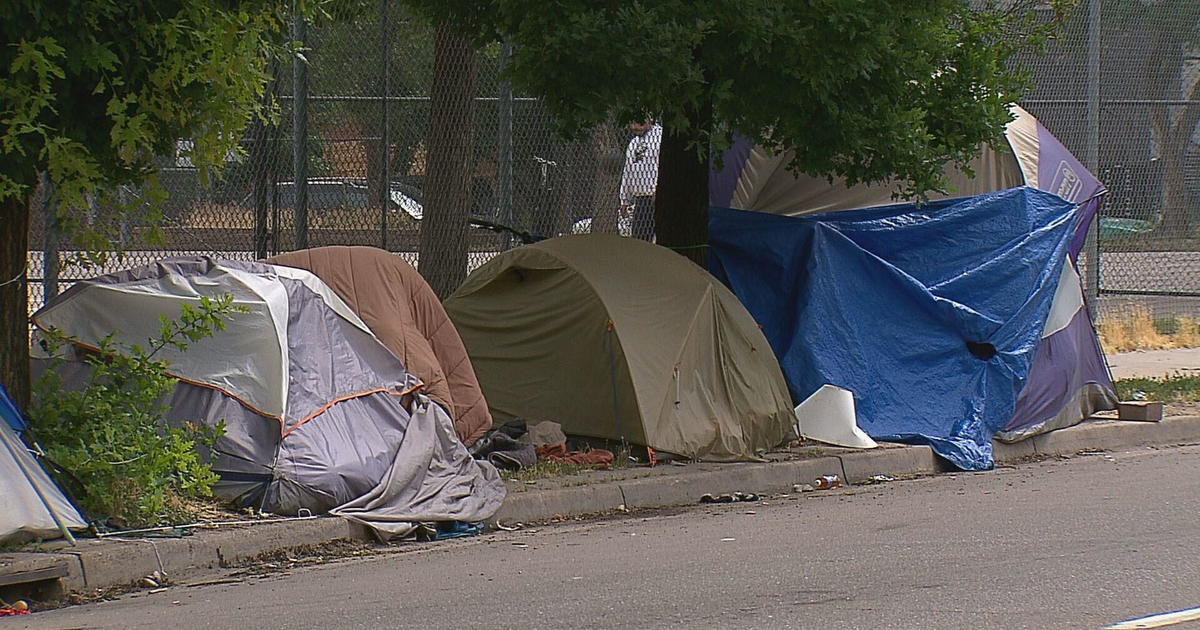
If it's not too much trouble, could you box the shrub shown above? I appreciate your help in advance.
[27,295,242,529]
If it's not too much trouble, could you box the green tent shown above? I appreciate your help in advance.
[444,234,794,461]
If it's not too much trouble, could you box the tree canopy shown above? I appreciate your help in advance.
[407,0,1070,260]
[1,1,293,230]
[413,1,1070,192]
[0,0,298,406]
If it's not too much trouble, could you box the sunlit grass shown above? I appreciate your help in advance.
[1098,307,1200,354]
[1114,372,1200,403]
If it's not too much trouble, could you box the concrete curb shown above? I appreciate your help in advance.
[994,416,1200,462]
[5,415,1199,599]
[0,516,366,595]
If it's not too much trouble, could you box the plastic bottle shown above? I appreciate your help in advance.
[812,474,841,490]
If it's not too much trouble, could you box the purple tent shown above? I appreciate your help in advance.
[710,105,1116,443]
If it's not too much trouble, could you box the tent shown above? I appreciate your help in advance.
[1,385,88,545]
[443,234,795,462]
[708,105,1117,470]
[266,246,493,446]
[32,258,505,538]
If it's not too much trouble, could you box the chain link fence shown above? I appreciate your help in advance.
[1018,0,1200,321]
[26,0,1200,321]
[27,1,631,308]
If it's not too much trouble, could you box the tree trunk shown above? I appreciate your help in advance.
[655,106,712,267]
[1,195,31,411]
[1150,101,1200,239]
[419,22,478,298]
[590,123,623,234]
[1159,142,1196,237]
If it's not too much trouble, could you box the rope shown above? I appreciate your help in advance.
[663,243,710,251]
[0,263,28,288]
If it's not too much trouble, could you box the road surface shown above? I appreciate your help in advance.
[18,444,1200,630]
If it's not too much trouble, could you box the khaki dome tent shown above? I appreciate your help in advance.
[267,246,493,446]
[444,234,794,462]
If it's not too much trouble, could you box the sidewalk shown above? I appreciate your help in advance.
[3,413,1199,603]
[1107,348,1200,379]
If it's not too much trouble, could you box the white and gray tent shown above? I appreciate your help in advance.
[1,414,88,545]
[32,258,505,538]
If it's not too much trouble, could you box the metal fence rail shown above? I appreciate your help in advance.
[26,0,1200,321]
[1017,0,1200,320]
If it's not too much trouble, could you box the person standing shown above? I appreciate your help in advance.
[619,117,662,241]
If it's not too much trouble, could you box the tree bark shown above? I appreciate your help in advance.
[1142,27,1200,240]
[1,195,31,411]
[419,22,478,298]
[655,105,712,267]
[590,123,623,235]
[1150,99,1200,239]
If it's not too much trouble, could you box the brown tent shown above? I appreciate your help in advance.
[267,246,492,445]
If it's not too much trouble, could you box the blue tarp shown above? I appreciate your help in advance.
[709,187,1080,470]
[0,384,25,434]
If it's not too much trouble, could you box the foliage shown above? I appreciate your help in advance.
[0,0,305,256]
[406,0,1073,198]
[1114,373,1200,403]
[1097,307,1200,353]
[500,459,591,483]
[26,296,244,528]
[0,0,332,413]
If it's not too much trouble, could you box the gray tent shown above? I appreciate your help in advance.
[32,258,505,539]
[444,234,795,462]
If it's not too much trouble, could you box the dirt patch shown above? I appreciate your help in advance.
[1168,402,1200,416]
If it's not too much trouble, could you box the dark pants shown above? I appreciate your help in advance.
[632,195,655,242]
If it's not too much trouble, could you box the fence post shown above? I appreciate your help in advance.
[292,5,310,250]
[251,62,277,260]
[380,0,391,251]
[1083,0,1102,316]
[498,43,514,251]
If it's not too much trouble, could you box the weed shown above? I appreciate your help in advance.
[1098,307,1200,353]
[1114,372,1200,403]
[26,295,244,528]
[501,459,591,482]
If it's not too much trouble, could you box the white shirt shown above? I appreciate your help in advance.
[619,123,662,206]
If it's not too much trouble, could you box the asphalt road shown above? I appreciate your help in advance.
[18,444,1200,630]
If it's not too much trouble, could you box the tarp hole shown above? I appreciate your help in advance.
[965,341,997,360]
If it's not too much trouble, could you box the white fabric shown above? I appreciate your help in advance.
[1041,262,1085,339]
[1,421,88,544]
[31,261,381,423]
[794,385,879,449]
[33,265,289,419]
[266,264,374,335]
[1006,104,1041,190]
[729,106,1036,215]
[619,123,662,205]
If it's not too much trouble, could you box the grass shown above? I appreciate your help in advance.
[500,444,645,483]
[1097,307,1200,354]
[500,459,592,482]
[1113,372,1200,403]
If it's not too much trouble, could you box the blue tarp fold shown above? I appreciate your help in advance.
[709,187,1079,470]
[1,384,26,433]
